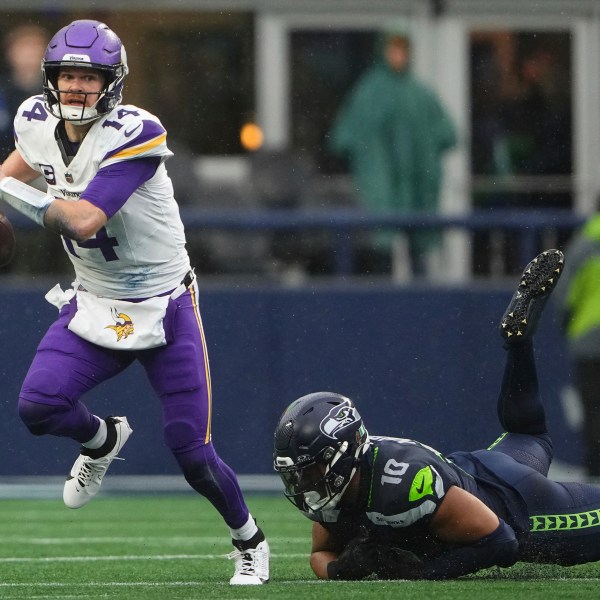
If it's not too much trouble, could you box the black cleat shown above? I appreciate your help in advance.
[500,249,564,345]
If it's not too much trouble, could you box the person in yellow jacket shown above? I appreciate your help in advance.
[555,213,600,477]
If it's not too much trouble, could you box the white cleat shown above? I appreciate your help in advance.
[63,416,132,509]
[228,539,270,585]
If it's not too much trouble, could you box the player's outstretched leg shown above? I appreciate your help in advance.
[499,249,564,345]
[492,250,564,474]
[63,416,132,509]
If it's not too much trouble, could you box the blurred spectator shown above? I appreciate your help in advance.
[0,24,49,161]
[0,24,57,276]
[469,32,572,275]
[554,210,600,478]
[328,22,457,277]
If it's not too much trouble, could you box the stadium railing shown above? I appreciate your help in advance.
[6,207,584,277]
[178,207,584,276]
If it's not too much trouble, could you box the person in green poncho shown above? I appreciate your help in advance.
[328,25,457,277]
[554,212,600,477]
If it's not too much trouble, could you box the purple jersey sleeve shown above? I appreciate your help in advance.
[82,157,161,219]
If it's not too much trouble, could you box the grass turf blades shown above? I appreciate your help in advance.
[0,494,598,599]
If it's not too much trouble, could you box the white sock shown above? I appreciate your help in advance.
[82,417,107,449]
[230,515,258,541]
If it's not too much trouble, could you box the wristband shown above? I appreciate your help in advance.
[0,176,54,226]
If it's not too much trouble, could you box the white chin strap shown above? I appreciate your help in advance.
[58,103,100,124]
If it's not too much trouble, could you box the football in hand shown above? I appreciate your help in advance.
[0,212,16,267]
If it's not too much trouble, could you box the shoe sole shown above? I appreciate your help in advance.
[500,249,564,342]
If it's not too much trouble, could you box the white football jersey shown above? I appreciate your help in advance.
[14,95,191,298]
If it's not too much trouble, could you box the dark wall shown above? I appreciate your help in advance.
[0,282,577,477]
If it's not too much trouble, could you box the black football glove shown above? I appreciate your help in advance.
[327,535,424,581]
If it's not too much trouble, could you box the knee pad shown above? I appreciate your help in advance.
[163,416,208,452]
[19,367,69,436]
[21,366,63,399]
[18,398,67,436]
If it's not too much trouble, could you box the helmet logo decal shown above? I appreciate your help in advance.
[105,307,134,341]
[296,454,313,467]
[320,404,359,439]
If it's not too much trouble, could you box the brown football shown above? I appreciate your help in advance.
[0,212,16,267]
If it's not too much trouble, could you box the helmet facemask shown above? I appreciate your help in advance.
[41,20,128,124]
[278,441,366,512]
[274,393,369,514]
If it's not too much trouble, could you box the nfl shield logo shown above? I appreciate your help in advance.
[65,172,74,183]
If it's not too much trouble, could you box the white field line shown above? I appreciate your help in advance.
[0,552,308,563]
[1,579,600,588]
[0,536,309,545]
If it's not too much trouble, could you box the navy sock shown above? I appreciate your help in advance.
[497,341,547,435]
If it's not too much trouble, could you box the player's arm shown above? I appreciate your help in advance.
[47,157,160,241]
[324,486,518,581]
[0,148,107,241]
[312,522,395,581]
[310,522,340,579]
[416,485,519,579]
[43,199,107,242]
[1,148,41,183]
[431,485,500,542]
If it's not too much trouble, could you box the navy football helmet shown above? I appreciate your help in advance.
[42,20,128,123]
[274,392,369,513]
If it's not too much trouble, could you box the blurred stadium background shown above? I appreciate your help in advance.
[0,0,598,494]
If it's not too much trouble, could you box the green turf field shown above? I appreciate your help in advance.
[0,493,598,599]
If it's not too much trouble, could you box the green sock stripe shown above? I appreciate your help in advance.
[530,508,600,532]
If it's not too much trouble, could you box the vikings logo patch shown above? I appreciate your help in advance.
[65,172,74,184]
[105,307,134,341]
[320,405,359,439]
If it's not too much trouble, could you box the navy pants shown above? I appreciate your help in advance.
[483,342,600,565]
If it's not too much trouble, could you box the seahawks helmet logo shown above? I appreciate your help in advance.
[320,404,359,439]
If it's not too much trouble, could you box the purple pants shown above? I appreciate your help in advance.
[18,284,250,529]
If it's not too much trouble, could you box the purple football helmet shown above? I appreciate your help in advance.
[42,20,128,123]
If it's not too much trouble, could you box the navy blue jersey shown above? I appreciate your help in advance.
[307,436,468,558]
[309,435,600,564]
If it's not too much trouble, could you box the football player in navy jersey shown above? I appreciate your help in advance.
[275,249,600,580]
[0,20,268,584]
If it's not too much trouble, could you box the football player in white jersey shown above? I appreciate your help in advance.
[0,19,269,585]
